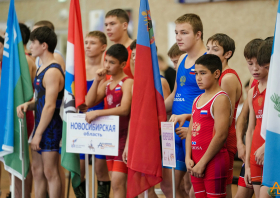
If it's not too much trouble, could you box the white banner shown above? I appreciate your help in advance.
[66,113,119,156]
[161,122,176,167]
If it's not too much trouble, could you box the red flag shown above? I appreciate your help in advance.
[127,0,166,197]
[61,0,87,189]
[67,0,87,108]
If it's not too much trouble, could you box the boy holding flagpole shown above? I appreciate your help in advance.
[17,26,64,198]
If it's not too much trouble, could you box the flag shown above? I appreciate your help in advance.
[61,0,87,189]
[261,1,280,187]
[127,0,167,197]
[0,0,33,179]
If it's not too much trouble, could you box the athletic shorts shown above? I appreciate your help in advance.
[106,130,127,174]
[226,150,236,185]
[163,132,187,172]
[80,154,106,160]
[250,163,263,185]
[192,149,229,198]
[237,163,253,188]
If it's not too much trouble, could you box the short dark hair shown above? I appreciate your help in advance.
[257,39,273,66]
[207,33,235,61]
[195,54,222,79]
[86,31,107,45]
[105,9,129,23]
[244,38,263,59]
[30,26,57,53]
[19,23,30,45]
[168,43,185,58]
[0,36,4,44]
[34,20,55,31]
[106,44,128,64]
[130,39,136,50]
[175,13,203,40]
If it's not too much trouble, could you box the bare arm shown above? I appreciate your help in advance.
[245,88,255,185]
[236,97,249,162]
[85,69,107,108]
[185,117,193,161]
[161,78,171,100]
[220,74,240,125]
[85,79,134,123]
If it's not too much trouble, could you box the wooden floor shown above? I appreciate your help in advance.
[0,160,252,198]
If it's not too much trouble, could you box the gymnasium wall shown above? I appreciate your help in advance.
[0,0,278,85]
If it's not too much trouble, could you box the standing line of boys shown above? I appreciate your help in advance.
[8,7,274,198]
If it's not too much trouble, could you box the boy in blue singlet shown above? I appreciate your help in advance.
[162,14,206,198]
[17,26,64,198]
[79,31,111,198]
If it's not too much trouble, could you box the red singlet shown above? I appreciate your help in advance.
[219,68,242,184]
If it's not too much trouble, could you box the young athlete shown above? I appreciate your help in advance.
[79,31,111,198]
[162,13,206,198]
[32,20,66,198]
[171,54,231,198]
[167,43,185,70]
[245,39,272,198]
[17,26,64,198]
[85,44,133,198]
[32,20,65,71]
[206,33,242,198]
[235,38,264,198]
[105,9,133,79]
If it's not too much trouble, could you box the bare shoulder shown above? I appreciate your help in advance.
[44,67,63,80]
[214,94,231,106]
[123,78,134,88]
[221,73,240,86]
[177,53,188,67]
[161,77,168,84]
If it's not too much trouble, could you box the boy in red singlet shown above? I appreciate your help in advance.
[85,44,133,198]
[245,39,272,198]
[235,38,263,198]
[105,9,133,79]
[171,54,231,198]
[206,33,242,198]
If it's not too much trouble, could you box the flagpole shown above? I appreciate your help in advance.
[11,174,15,198]
[85,154,89,198]
[172,168,176,198]
[20,119,25,198]
[144,190,148,198]
[92,155,95,198]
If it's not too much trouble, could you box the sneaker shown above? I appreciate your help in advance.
[97,183,110,198]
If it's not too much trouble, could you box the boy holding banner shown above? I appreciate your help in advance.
[85,44,133,198]
[170,54,231,198]
[79,31,111,197]
[17,26,64,198]
[244,39,272,198]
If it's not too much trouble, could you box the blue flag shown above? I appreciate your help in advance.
[261,0,280,188]
[0,0,33,178]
